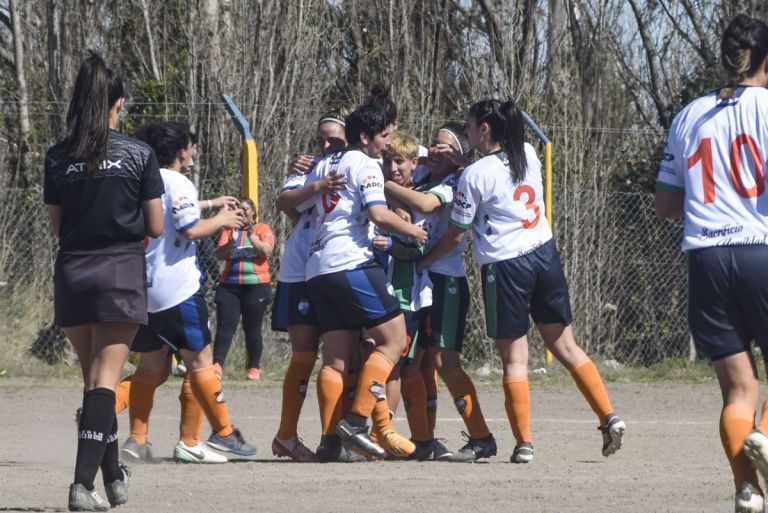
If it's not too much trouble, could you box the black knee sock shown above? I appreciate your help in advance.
[74,388,116,489]
[100,412,122,484]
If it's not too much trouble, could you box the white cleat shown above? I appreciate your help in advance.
[174,440,228,463]
[745,430,768,482]
[601,414,626,457]
[735,482,764,513]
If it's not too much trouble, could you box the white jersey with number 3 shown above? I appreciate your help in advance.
[299,149,387,280]
[657,87,768,251]
[451,144,552,264]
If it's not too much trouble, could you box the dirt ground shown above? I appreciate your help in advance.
[0,376,744,512]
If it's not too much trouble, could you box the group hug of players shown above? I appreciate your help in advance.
[105,88,626,471]
[45,12,768,513]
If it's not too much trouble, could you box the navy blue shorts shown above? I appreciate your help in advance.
[482,239,573,339]
[417,273,470,352]
[271,281,318,332]
[306,261,401,333]
[688,245,768,361]
[131,288,211,353]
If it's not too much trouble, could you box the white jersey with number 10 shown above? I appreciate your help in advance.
[657,86,768,251]
[450,144,552,264]
[298,149,388,280]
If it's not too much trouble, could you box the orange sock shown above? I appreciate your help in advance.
[189,366,233,438]
[503,376,531,444]
[115,377,133,414]
[402,373,430,442]
[569,359,614,424]
[128,368,163,444]
[721,403,761,493]
[179,376,204,445]
[351,351,395,418]
[277,351,316,439]
[372,396,393,435]
[422,367,438,438]
[757,399,768,435]
[317,366,344,435]
[443,367,490,439]
[342,370,358,419]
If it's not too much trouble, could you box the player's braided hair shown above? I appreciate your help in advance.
[720,14,768,100]
[469,99,527,184]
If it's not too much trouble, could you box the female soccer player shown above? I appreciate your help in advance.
[212,198,275,380]
[44,51,164,511]
[385,122,490,462]
[286,102,427,459]
[420,100,625,465]
[656,14,768,513]
[271,108,354,462]
[127,121,257,464]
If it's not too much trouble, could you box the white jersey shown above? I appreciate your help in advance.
[145,168,201,312]
[299,150,388,279]
[416,173,466,277]
[451,144,552,264]
[276,172,316,283]
[656,87,768,251]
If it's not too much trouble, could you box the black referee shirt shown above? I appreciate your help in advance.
[43,130,165,251]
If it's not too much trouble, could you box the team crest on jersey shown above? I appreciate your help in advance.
[297,299,310,315]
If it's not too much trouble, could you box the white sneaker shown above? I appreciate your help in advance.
[735,483,764,513]
[174,440,228,463]
[745,430,768,482]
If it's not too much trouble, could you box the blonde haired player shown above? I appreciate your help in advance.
[656,14,768,513]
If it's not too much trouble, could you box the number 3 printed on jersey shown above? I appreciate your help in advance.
[513,184,541,229]
[688,134,765,204]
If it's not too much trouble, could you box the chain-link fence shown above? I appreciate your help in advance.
[0,186,688,370]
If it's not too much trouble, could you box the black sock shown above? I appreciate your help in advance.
[100,412,122,484]
[74,388,116,489]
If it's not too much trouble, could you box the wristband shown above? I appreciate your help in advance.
[207,199,212,209]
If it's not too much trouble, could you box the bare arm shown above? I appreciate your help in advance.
[248,231,274,258]
[46,204,61,236]
[385,181,443,214]
[200,195,239,211]
[367,204,427,245]
[654,189,684,219]
[142,198,164,238]
[184,207,246,241]
[214,237,235,260]
[276,171,348,213]
[416,224,467,273]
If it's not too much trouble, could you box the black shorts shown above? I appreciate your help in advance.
[688,245,768,361]
[306,261,401,333]
[131,288,211,353]
[417,273,470,352]
[54,242,148,327]
[271,281,318,332]
[482,239,573,339]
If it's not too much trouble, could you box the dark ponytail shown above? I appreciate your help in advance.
[62,50,125,172]
[468,99,527,183]
[720,14,768,100]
